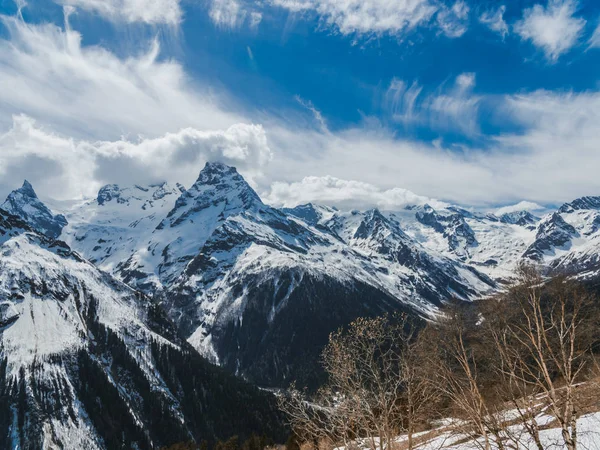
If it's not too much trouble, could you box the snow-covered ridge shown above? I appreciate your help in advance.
[5,162,600,387]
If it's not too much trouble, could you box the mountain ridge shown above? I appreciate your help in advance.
[5,163,600,389]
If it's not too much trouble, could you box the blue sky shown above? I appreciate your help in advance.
[0,0,599,211]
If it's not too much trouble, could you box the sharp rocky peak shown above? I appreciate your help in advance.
[353,209,405,240]
[165,162,263,226]
[196,161,243,184]
[18,180,37,198]
[189,162,261,202]
[558,196,600,213]
[1,180,67,239]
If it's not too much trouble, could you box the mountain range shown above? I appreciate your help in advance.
[3,161,600,447]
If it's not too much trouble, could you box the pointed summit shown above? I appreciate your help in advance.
[197,161,240,185]
[164,162,263,228]
[19,180,37,198]
[2,180,67,239]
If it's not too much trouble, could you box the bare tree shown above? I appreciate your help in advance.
[279,314,439,450]
[431,301,515,450]
[484,266,600,450]
[400,326,444,450]
[277,384,344,450]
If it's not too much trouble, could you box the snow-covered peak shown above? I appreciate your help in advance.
[163,162,263,229]
[353,208,406,241]
[19,179,36,197]
[197,161,245,185]
[1,180,67,239]
[558,196,600,213]
[523,212,578,261]
[499,210,539,228]
[96,182,185,208]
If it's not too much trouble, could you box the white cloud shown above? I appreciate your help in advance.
[0,13,243,140]
[589,22,600,48]
[436,1,469,38]
[479,5,508,38]
[1,6,600,212]
[0,115,271,200]
[55,0,182,25]
[384,73,481,135]
[263,85,600,209]
[249,11,263,29]
[295,96,328,133]
[494,201,546,216]
[514,0,585,62]
[264,175,448,210]
[209,0,245,28]
[270,0,440,37]
[208,0,263,29]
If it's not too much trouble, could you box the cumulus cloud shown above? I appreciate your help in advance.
[270,0,443,37]
[514,0,585,62]
[264,175,448,210]
[0,12,244,141]
[55,0,182,25]
[384,73,481,135]
[479,5,508,38]
[0,115,271,200]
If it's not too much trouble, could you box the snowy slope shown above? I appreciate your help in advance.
[0,211,285,449]
[59,182,184,282]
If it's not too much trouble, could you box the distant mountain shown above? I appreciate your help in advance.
[6,164,600,392]
[3,163,496,387]
[0,208,286,449]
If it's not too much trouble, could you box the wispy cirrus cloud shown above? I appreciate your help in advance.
[384,72,481,135]
[436,1,469,38]
[514,0,585,62]
[208,0,263,29]
[54,0,182,25]
[589,22,600,48]
[0,11,243,140]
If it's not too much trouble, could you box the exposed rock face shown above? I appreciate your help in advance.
[1,180,67,239]
[523,212,578,261]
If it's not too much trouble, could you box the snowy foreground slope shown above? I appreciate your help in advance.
[6,162,600,387]
[343,412,600,450]
[0,208,285,449]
